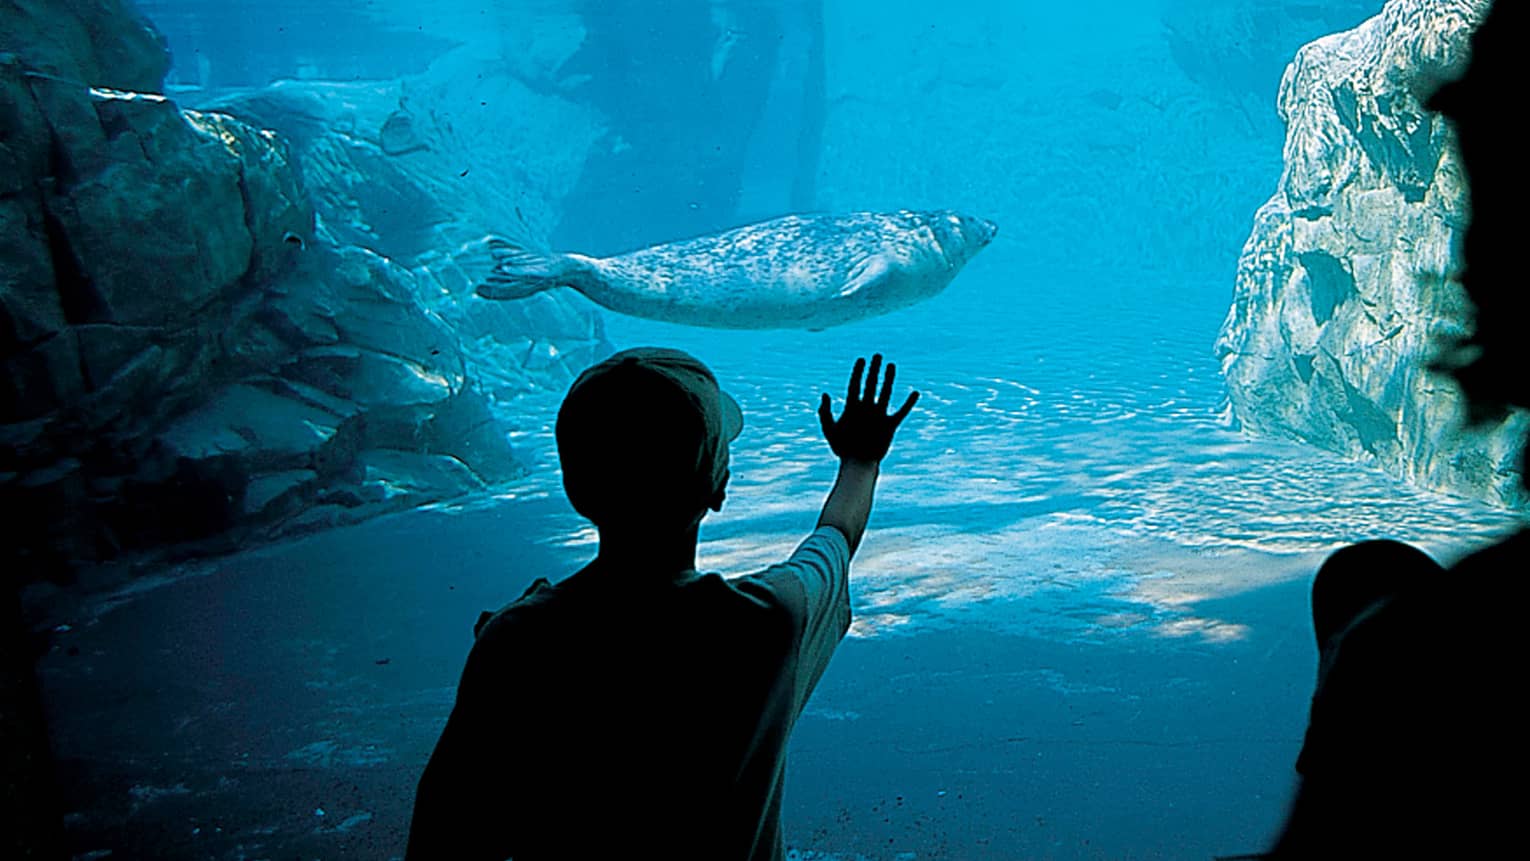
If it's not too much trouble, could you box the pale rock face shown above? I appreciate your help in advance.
[1216,0,1528,508]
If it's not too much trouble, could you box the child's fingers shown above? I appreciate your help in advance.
[863,354,883,401]
[847,358,865,402]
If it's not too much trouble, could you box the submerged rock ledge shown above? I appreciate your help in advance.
[0,0,606,580]
[1216,0,1528,508]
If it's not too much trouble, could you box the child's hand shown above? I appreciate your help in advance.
[818,354,918,464]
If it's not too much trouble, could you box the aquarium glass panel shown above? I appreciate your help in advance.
[7,1,1523,859]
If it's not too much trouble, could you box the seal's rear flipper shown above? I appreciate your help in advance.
[476,237,570,300]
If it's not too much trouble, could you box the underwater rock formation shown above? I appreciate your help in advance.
[0,0,594,577]
[1216,0,1528,507]
[204,49,610,403]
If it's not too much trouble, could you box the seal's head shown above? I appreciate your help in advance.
[925,211,998,269]
[556,348,743,534]
[868,210,997,313]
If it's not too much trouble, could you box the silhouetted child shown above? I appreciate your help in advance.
[1269,2,1528,856]
[406,349,917,860]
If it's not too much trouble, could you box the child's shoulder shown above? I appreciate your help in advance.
[473,577,557,638]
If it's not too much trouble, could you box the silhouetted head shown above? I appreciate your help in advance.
[1428,2,1528,439]
[1310,540,1441,647]
[557,348,743,534]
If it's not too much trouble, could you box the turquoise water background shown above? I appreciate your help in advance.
[47,2,1527,858]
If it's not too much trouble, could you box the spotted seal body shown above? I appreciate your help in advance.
[475,210,997,330]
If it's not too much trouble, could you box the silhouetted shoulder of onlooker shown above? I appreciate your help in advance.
[1270,536,1529,856]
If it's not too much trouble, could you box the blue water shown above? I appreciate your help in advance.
[40,1,1527,859]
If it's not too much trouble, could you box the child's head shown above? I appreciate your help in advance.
[556,348,743,535]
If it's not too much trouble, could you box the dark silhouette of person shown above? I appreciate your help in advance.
[1268,2,1528,856]
[406,349,917,860]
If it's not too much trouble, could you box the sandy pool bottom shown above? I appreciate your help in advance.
[39,470,1475,861]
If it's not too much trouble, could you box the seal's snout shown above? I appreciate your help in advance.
[957,216,997,249]
[978,218,998,246]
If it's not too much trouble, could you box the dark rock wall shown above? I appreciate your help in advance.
[0,0,605,580]
[3,1,311,570]
[1215,0,1528,508]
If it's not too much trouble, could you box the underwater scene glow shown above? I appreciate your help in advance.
[11,0,1525,859]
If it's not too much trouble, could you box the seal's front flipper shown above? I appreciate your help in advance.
[476,237,574,301]
[839,254,892,299]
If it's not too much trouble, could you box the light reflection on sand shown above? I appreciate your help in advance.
[446,370,1526,646]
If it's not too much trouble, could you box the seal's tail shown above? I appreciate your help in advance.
[475,237,574,300]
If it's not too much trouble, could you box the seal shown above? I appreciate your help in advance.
[475,210,997,330]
